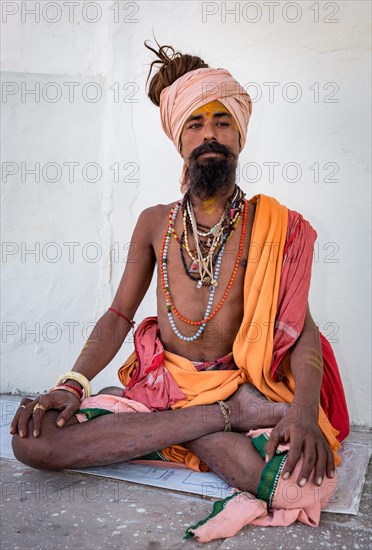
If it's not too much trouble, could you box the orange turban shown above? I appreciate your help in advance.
[159,68,252,192]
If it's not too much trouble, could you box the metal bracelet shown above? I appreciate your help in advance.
[217,400,232,432]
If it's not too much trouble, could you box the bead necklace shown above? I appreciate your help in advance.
[182,207,221,285]
[169,186,243,257]
[160,198,248,330]
[190,202,220,286]
[186,186,239,238]
[161,202,225,341]
[179,208,243,285]
[184,200,243,258]
[184,191,244,287]
[180,230,225,285]
[167,244,225,341]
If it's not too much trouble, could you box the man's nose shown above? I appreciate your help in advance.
[202,120,218,141]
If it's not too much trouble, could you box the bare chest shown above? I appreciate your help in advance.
[151,201,256,360]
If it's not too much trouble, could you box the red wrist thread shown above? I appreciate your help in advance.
[108,307,135,328]
[59,383,83,399]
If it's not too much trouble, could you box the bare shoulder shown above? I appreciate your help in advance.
[135,201,179,239]
[138,201,178,221]
[248,201,256,218]
[132,202,180,247]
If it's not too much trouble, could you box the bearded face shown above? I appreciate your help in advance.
[188,141,237,200]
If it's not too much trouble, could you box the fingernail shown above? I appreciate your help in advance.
[265,454,269,463]
[329,470,335,478]
[299,478,306,487]
[9,428,14,434]
[283,472,290,480]
[57,419,65,427]
[316,477,323,486]
[19,431,25,438]
[33,430,39,438]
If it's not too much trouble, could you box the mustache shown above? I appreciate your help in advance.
[188,144,237,200]
[189,141,234,161]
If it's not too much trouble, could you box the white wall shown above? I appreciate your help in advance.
[1,1,370,426]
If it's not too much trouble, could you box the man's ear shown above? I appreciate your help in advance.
[179,134,185,157]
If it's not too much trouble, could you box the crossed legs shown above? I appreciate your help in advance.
[12,384,284,494]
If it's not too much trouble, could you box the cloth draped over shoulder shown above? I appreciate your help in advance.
[118,194,349,469]
[159,67,252,193]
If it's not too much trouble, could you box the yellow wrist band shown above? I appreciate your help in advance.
[55,372,92,398]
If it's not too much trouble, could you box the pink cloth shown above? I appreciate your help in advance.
[271,209,316,369]
[75,394,151,422]
[271,209,350,441]
[189,428,337,543]
[122,317,186,411]
[159,67,252,193]
[75,398,337,542]
[76,394,181,469]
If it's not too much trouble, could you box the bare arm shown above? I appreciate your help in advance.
[11,208,157,436]
[68,207,157,382]
[265,305,335,486]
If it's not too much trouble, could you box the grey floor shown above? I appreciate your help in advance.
[1,397,371,549]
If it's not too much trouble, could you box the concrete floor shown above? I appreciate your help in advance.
[1,454,371,550]
[1,400,371,549]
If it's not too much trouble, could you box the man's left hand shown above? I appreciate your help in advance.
[264,404,335,486]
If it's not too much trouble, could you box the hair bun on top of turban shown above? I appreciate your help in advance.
[145,41,209,106]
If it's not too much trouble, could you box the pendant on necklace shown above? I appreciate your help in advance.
[189,260,199,274]
[196,280,203,289]
[203,276,211,285]
[210,279,218,287]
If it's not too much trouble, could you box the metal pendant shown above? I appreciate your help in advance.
[196,280,203,289]
[189,260,199,274]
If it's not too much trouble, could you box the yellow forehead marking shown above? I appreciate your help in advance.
[191,100,238,131]
[192,100,230,117]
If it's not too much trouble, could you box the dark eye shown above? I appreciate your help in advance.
[217,121,230,127]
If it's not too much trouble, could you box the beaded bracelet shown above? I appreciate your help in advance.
[218,401,232,432]
[56,372,92,398]
[49,385,82,400]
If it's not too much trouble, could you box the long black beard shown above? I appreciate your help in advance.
[188,142,237,200]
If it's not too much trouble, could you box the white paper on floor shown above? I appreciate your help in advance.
[1,398,370,514]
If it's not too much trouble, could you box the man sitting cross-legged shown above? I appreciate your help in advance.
[10,42,349,541]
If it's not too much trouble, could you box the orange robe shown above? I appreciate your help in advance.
[119,195,344,469]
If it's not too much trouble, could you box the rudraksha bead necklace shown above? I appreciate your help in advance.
[160,196,248,340]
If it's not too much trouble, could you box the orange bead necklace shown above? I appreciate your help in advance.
[160,198,248,326]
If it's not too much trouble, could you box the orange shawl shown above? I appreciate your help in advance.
[119,195,341,468]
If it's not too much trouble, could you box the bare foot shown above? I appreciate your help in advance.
[95,386,124,397]
[226,384,289,432]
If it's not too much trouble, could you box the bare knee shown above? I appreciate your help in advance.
[12,412,67,471]
[12,434,64,471]
[96,386,123,397]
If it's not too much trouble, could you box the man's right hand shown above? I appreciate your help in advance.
[10,391,81,438]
